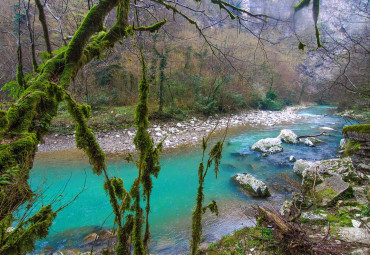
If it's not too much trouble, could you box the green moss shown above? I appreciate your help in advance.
[65,94,106,175]
[134,19,167,33]
[0,110,8,135]
[294,0,310,12]
[342,124,370,134]
[206,227,278,254]
[327,214,340,222]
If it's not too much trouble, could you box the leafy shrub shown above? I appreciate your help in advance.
[260,98,283,111]
[230,93,248,108]
[259,91,284,111]
[1,81,22,100]
[195,96,218,116]
[87,94,109,107]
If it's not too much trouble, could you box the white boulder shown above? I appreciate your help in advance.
[304,138,315,147]
[293,159,314,177]
[339,138,347,150]
[250,137,283,154]
[278,129,298,144]
[232,173,271,197]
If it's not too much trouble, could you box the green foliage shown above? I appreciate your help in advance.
[65,94,106,174]
[342,124,370,134]
[1,82,22,100]
[191,136,225,255]
[266,91,277,100]
[88,94,109,107]
[202,200,219,216]
[0,205,56,255]
[94,64,123,87]
[258,91,284,111]
[131,53,163,252]
[0,166,19,185]
[298,41,306,50]
[206,226,276,254]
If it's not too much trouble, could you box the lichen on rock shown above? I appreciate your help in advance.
[278,129,298,144]
[232,173,271,197]
[250,137,283,154]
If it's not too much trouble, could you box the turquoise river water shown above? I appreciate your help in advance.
[22,106,355,254]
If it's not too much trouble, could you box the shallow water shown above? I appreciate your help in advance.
[23,106,349,254]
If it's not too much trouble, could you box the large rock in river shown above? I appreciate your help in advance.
[315,175,352,206]
[250,137,283,154]
[232,173,271,197]
[278,129,298,144]
[293,159,314,177]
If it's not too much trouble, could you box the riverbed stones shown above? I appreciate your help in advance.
[342,126,370,174]
[314,175,351,206]
[250,137,283,154]
[292,192,313,208]
[352,219,362,228]
[320,126,335,131]
[297,158,362,189]
[293,159,314,177]
[232,173,271,197]
[353,186,369,205]
[338,227,370,245]
[83,233,98,244]
[55,249,80,255]
[301,211,327,221]
[278,129,298,144]
[38,106,305,153]
[303,138,315,147]
[280,200,293,216]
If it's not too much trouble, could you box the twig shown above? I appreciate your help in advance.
[312,166,318,194]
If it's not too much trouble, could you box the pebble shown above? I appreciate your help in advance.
[352,219,362,228]
[38,106,305,153]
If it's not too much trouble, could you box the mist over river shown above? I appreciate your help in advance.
[24,106,352,254]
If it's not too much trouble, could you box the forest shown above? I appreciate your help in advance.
[0,0,369,255]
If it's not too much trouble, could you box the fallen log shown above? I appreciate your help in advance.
[297,131,327,140]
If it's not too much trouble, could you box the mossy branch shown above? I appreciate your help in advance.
[134,19,167,33]
[35,0,52,55]
[294,0,322,48]
[64,93,106,175]
[294,0,311,12]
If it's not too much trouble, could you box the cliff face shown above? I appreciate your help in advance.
[343,125,370,174]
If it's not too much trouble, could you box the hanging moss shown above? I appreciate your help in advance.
[191,139,224,255]
[134,19,167,33]
[116,215,134,255]
[132,52,162,252]
[0,0,164,253]
[0,205,56,255]
[312,0,321,47]
[294,0,311,12]
[130,178,144,255]
[298,41,306,50]
[65,94,106,174]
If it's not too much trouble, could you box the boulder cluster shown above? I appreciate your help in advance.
[250,128,326,155]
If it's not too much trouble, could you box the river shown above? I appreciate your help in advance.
[23,106,352,254]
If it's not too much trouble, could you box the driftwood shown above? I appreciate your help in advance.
[297,132,327,140]
[256,206,350,255]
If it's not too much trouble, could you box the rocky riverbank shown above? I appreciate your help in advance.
[204,125,370,255]
[37,106,306,153]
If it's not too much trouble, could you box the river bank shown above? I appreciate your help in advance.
[30,106,354,254]
[38,106,306,153]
